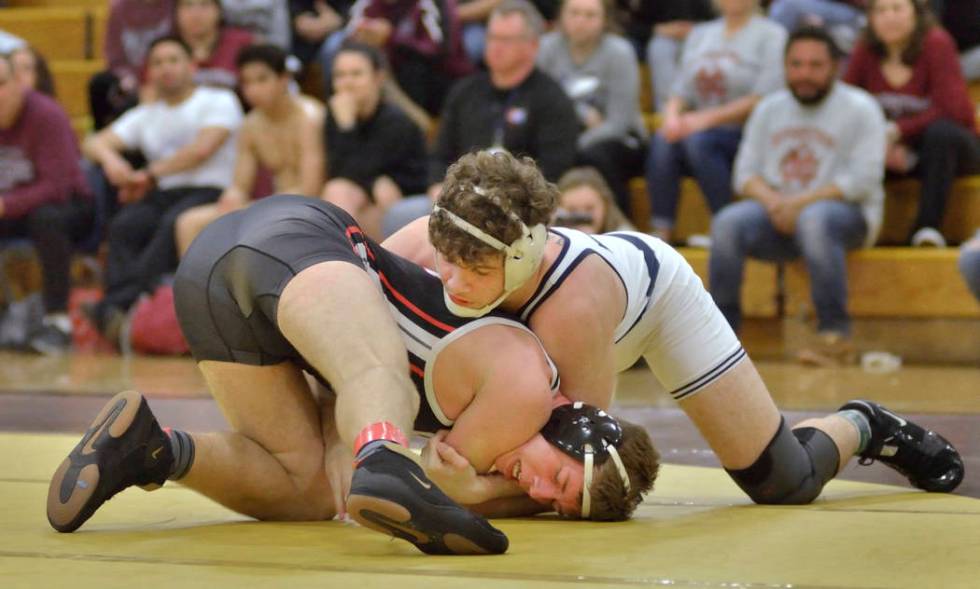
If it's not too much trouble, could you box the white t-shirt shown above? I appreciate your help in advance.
[111,86,243,190]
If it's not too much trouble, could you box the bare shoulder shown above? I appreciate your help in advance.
[298,95,326,123]
[536,254,625,326]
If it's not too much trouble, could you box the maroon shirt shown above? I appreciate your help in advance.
[105,0,175,80]
[192,27,255,90]
[843,27,976,141]
[353,0,473,78]
[0,91,90,220]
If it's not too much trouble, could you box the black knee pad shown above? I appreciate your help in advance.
[725,418,839,505]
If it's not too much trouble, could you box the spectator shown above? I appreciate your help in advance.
[10,46,56,98]
[457,0,503,64]
[709,26,886,366]
[220,0,293,49]
[81,36,242,344]
[645,0,786,245]
[768,1,867,54]
[175,0,254,91]
[537,0,646,216]
[844,0,980,247]
[88,0,174,130]
[321,42,427,240]
[642,0,716,111]
[959,229,980,302]
[345,0,474,116]
[0,54,93,354]
[610,0,715,110]
[936,0,980,82]
[289,0,355,91]
[0,29,25,54]
[175,44,325,256]
[381,0,579,236]
[555,166,633,233]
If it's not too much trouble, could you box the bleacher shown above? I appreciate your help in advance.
[2,0,979,362]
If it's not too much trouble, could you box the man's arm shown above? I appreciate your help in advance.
[1,108,81,219]
[529,257,623,409]
[297,106,326,197]
[147,127,231,179]
[439,326,555,473]
[218,124,259,207]
[83,128,133,187]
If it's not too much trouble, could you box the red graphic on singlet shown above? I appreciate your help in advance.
[695,67,726,103]
[780,144,819,191]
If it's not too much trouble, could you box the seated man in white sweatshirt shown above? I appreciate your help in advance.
[708,25,886,367]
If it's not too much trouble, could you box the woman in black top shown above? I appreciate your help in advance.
[321,41,428,240]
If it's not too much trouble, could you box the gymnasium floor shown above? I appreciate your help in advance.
[1,351,977,588]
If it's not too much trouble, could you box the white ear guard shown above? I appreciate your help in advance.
[431,197,547,316]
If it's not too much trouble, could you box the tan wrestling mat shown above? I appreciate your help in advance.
[1,433,976,589]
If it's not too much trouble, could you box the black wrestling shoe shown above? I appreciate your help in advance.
[47,390,173,532]
[841,400,964,493]
[346,443,509,555]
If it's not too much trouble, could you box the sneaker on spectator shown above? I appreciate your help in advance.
[29,320,72,356]
[686,233,713,249]
[911,227,947,247]
[797,331,858,367]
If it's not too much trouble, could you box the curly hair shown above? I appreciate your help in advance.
[586,419,660,521]
[430,150,559,266]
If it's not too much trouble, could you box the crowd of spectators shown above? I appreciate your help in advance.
[0,0,977,359]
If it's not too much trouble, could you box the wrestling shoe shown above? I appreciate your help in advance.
[47,390,173,532]
[346,443,509,555]
[840,400,964,493]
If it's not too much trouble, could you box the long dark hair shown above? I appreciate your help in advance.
[863,0,935,65]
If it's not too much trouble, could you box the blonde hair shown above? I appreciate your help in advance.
[557,167,634,233]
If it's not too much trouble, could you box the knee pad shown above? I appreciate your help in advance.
[726,418,839,505]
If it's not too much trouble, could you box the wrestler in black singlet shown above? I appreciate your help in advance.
[174,194,527,433]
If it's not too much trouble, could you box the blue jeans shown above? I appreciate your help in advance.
[646,127,742,232]
[709,199,867,334]
[381,194,433,238]
[959,246,980,302]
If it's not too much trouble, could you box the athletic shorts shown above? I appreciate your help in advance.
[173,195,366,367]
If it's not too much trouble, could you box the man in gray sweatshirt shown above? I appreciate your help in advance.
[708,26,886,366]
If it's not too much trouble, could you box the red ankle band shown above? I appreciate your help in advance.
[353,421,408,455]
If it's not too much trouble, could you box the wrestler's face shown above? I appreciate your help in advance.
[434,251,506,309]
[494,433,585,517]
[240,62,289,110]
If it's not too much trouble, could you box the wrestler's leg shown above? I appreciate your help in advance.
[179,360,337,521]
[276,260,418,446]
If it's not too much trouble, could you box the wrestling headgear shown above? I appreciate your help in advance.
[431,186,547,318]
[540,402,631,519]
